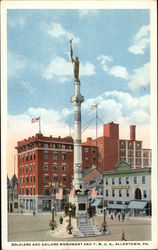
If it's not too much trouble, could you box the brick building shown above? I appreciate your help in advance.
[16,133,98,212]
[7,175,18,213]
[83,122,152,171]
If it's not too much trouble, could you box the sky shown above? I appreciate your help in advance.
[7,9,151,177]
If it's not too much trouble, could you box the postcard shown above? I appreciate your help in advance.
[1,1,157,249]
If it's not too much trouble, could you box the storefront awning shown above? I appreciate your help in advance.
[91,199,102,207]
[127,201,147,209]
[107,203,127,209]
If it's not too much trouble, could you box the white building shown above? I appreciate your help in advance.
[103,161,151,215]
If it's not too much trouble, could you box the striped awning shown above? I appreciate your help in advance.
[91,199,103,207]
[107,203,127,209]
[127,201,147,209]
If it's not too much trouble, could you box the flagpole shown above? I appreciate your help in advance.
[39,116,40,134]
[96,104,98,146]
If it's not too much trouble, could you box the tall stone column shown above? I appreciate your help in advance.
[71,80,84,190]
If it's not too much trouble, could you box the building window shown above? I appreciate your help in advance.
[69,145,72,149]
[44,152,49,160]
[63,188,67,195]
[119,190,122,197]
[136,158,141,165]
[33,164,35,171]
[106,189,108,197]
[143,190,147,198]
[30,176,32,182]
[44,175,49,182]
[25,154,28,161]
[33,187,35,195]
[30,187,32,195]
[106,178,108,185]
[120,149,125,156]
[92,148,95,153]
[134,176,137,184]
[112,190,115,197]
[109,201,114,204]
[53,163,58,171]
[53,153,58,160]
[53,175,58,182]
[26,187,29,195]
[44,143,48,148]
[44,187,49,195]
[62,164,66,171]
[25,176,29,183]
[62,144,65,149]
[85,157,88,162]
[44,163,48,171]
[33,152,35,160]
[85,147,89,153]
[136,150,141,157]
[93,157,96,161]
[30,154,32,160]
[119,178,122,184]
[112,178,115,185]
[136,143,140,148]
[33,176,35,183]
[62,175,66,182]
[30,164,32,172]
[143,151,149,157]
[142,176,146,184]
[126,190,129,197]
[26,164,28,172]
[62,153,66,160]
[126,177,129,184]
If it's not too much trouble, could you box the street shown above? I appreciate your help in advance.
[8,212,151,241]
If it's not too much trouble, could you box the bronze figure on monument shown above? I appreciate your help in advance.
[69,39,80,83]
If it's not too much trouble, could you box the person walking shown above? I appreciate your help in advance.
[121,230,127,241]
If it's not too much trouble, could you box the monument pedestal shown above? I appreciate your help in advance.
[69,193,88,224]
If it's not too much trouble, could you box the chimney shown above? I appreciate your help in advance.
[130,125,136,141]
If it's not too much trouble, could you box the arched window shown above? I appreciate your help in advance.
[135,188,142,200]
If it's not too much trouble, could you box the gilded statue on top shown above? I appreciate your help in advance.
[69,39,80,83]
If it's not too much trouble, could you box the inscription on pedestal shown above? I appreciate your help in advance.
[79,203,86,211]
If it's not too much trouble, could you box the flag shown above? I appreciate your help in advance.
[70,187,75,197]
[91,105,97,110]
[31,117,40,123]
[56,187,63,200]
[91,187,97,198]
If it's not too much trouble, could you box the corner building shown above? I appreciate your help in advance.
[16,133,98,212]
[83,122,152,171]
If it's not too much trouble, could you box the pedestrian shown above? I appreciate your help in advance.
[33,210,35,216]
[118,213,120,222]
[122,212,125,222]
[60,216,63,224]
[111,214,113,220]
[121,230,126,241]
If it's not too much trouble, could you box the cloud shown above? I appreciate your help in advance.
[8,17,25,28]
[78,10,99,18]
[48,22,80,44]
[8,51,26,77]
[97,55,112,71]
[42,56,95,82]
[109,66,129,80]
[128,62,150,90]
[83,90,150,126]
[128,25,150,55]
[17,80,35,96]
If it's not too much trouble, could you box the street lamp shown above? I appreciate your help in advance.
[51,206,55,230]
[68,207,72,234]
[102,207,108,233]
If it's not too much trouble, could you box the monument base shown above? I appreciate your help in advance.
[69,193,88,224]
